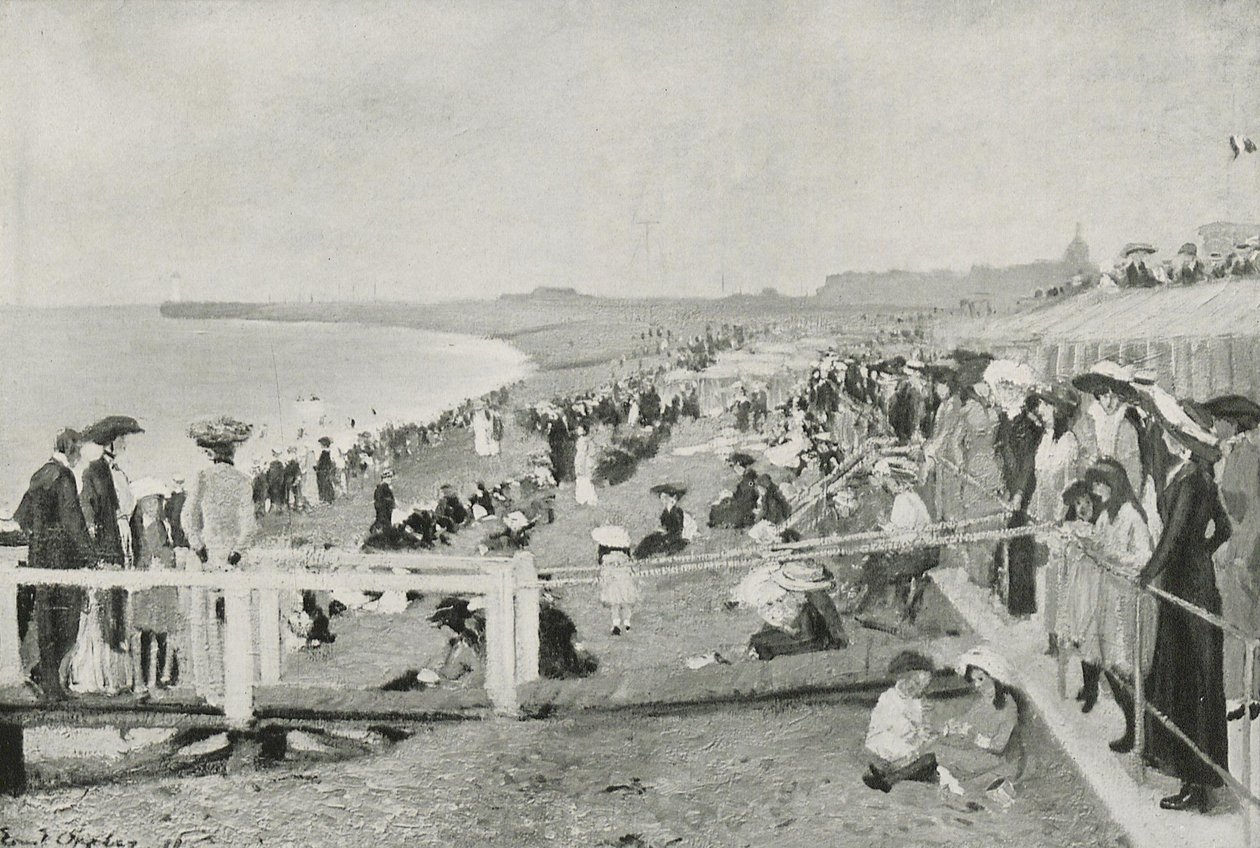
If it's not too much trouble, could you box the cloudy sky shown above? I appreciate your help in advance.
[2,0,1258,305]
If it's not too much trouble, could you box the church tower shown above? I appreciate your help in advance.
[1063,222,1090,270]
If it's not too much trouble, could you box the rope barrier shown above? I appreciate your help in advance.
[537,512,1014,578]
[933,455,1014,514]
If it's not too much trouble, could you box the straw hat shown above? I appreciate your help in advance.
[650,483,687,498]
[1122,242,1157,257]
[772,561,834,592]
[591,525,631,550]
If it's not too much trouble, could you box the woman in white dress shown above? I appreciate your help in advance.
[573,425,598,506]
[1052,480,1102,712]
[182,417,258,706]
[1030,390,1080,648]
[1083,459,1154,754]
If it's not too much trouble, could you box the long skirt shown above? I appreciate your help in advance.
[1144,595,1229,787]
[575,476,598,506]
[68,592,133,695]
[1002,513,1037,616]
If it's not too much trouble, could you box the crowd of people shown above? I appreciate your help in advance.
[751,342,1257,814]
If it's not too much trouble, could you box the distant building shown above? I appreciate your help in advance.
[498,286,592,302]
[816,227,1096,307]
[1197,221,1260,257]
[169,272,182,303]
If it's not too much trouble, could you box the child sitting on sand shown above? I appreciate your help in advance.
[863,651,939,792]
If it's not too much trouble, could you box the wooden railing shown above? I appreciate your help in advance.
[0,546,541,726]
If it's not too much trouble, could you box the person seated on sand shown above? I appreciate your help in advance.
[863,651,940,792]
[753,473,792,526]
[854,458,938,622]
[434,484,470,531]
[538,589,599,679]
[708,454,760,529]
[934,647,1023,798]
[470,482,495,517]
[479,511,534,555]
[634,484,692,559]
[425,596,486,685]
[747,562,848,660]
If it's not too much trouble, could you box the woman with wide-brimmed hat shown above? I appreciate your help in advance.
[1137,393,1230,812]
[634,484,692,559]
[1029,385,1081,648]
[182,416,258,706]
[314,436,337,504]
[1204,394,1260,712]
[69,415,145,695]
[747,561,847,660]
[1072,362,1143,504]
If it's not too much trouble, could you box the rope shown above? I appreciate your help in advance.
[536,512,1013,578]
[539,520,1053,587]
[934,455,1013,513]
[1104,664,1260,811]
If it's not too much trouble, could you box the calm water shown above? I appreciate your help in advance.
[0,306,531,512]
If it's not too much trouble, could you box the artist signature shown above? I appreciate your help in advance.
[0,827,199,848]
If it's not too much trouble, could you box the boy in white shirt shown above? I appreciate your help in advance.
[864,651,939,792]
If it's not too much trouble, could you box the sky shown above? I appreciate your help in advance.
[2,0,1259,305]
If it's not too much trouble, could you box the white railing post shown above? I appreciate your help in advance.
[222,587,256,729]
[482,561,518,717]
[258,589,282,685]
[513,552,539,686]
[0,552,23,686]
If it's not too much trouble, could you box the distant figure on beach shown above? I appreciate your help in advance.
[315,436,337,504]
[472,404,501,457]
[266,450,287,512]
[573,425,598,506]
[13,428,97,700]
[372,469,395,533]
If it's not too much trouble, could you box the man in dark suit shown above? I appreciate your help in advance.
[13,429,96,700]
[80,427,131,658]
[165,475,189,549]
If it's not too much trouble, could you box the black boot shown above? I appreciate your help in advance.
[1080,662,1101,713]
[1159,783,1210,813]
[1104,669,1135,753]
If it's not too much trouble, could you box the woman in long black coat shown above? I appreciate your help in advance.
[315,439,337,504]
[993,396,1043,616]
[1139,442,1230,812]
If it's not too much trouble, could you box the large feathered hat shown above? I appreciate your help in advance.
[187,416,253,449]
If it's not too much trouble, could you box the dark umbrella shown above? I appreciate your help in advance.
[82,415,144,445]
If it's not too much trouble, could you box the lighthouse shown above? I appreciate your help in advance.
[169,271,182,303]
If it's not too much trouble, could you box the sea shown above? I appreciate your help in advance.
[0,305,532,513]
